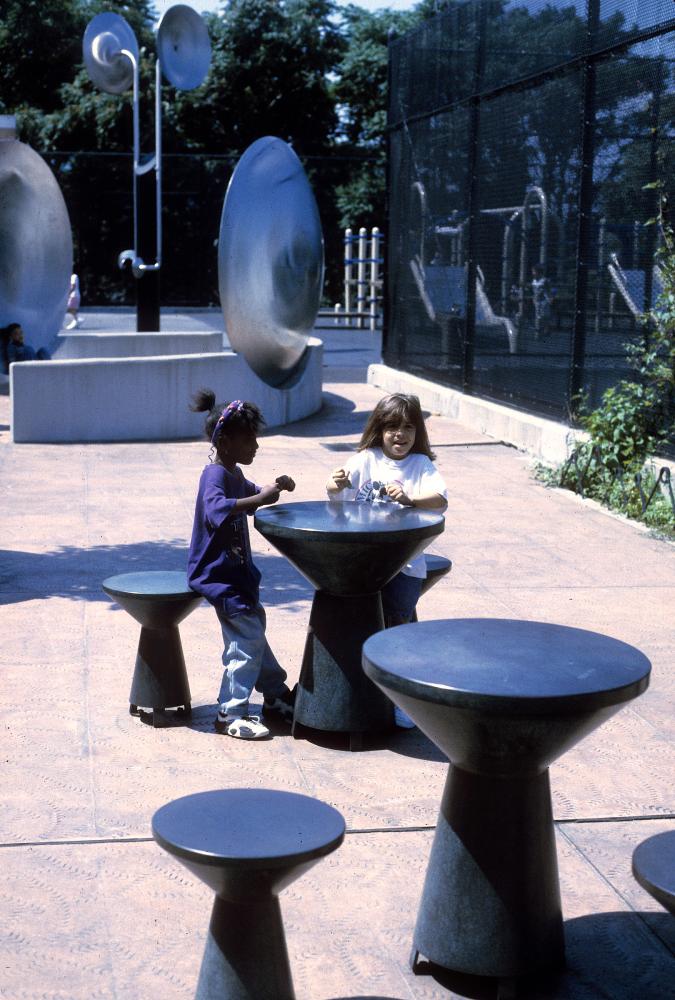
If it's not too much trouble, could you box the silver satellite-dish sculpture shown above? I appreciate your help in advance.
[0,116,73,355]
[82,6,211,279]
[218,136,325,387]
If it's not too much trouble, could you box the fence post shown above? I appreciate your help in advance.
[569,0,599,407]
[344,228,353,321]
[369,227,380,331]
[357,227,368,329]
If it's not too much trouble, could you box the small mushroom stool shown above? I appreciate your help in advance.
[152,789,346,1000]
[102,571,202,726]
[632,830,675,916]
[362,618,651,984]
[411,554,452,621]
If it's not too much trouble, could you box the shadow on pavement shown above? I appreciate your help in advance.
[0,544,311,608]
[407,911,675,999]
[265,390,371,440]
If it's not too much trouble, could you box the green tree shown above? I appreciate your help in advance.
[0,0,87,115]
[164,0,342,157]
[331,4,419,228]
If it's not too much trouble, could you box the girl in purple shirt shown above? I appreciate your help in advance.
[188,388,295,740]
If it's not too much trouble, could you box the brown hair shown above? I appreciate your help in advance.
[358,393,435,459]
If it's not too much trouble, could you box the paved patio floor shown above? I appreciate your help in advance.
[0,314,673,998]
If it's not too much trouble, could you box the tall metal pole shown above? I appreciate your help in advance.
[463,0,488,394]
[569,0,599,408]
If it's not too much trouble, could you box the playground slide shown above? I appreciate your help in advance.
[410,258,518,354]
[608,255,664,318]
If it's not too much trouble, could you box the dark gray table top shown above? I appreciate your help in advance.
[152,789,346,868]
[255,500,444,541]
[102,571,193,598]
[362,618,651,712]
[632,831,675,913]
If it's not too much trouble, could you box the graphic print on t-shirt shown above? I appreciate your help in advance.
[226,512,250,565]
[355,479,404,504]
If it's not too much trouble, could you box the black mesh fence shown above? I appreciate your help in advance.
[385,0,674,448]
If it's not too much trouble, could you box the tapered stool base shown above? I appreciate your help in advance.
[129,624,191,712]
[196,894,294,1000]
[413,765,564,979]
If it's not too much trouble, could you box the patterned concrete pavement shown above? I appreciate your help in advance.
[0,316,673,998]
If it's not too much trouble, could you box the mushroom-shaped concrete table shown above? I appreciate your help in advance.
[362,618,651,984]
[255,500,444,749]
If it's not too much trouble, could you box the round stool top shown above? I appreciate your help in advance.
[632,831,675,914]
[255,500,444,543]
[362,618,651,713]
[102,571,194,599]
[152,789,346,869]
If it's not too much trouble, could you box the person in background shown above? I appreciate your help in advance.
[64,273,81,329]
[2,323,50,369]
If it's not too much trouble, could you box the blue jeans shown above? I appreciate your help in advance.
[381,572,423,628]
[216,604,288,717]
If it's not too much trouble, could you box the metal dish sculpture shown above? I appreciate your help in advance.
[0,117,72,356]
[218,136,324,387]
[82,7,211,279]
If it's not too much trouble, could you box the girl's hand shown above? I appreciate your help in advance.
[275,475,295,492]
[327,467,351,492]
[386,482,413,506]
[257,483,282,506]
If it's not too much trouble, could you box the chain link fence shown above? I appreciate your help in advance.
[385,0,674,452]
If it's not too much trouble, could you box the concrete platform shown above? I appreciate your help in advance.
[0,316,673,998]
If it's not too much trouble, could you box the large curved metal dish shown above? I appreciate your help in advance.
[156,4,211,90]
[83,12,138,95]
[218,136,324,387]
[0,135,72,355]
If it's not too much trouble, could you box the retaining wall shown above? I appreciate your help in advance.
[11,339,323,443]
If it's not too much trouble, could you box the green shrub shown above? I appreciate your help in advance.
[535,198,674,537]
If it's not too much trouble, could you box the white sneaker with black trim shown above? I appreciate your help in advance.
[215,710,270,740]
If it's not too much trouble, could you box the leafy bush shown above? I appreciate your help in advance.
[536,199,674,537]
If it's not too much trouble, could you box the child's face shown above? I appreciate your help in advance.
[10,326,23,344]
[381,420,416,460]
[219,427,258,469]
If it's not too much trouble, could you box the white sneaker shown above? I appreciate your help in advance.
[394,705,416,729]
[216,710,270,740]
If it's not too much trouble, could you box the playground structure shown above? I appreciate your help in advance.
[335,227,383,330]
[409,180,521,354]
[607,253,664,322]
[408,178,665,356]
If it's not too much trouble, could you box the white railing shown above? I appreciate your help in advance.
[336,226,384,330]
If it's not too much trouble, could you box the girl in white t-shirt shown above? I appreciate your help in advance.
[326,393,447,726]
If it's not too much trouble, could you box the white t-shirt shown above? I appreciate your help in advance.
[331,447,447,578]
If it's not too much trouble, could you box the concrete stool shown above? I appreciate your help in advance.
[411,553,452,622]
[632,830,675,916]
[363,618,650,986]
[102,570,202,727]
[152,789,345,1000]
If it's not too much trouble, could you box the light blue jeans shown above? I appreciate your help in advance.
[216,604,288,717]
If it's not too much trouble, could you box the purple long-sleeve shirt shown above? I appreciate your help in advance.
[187,463,262,616]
